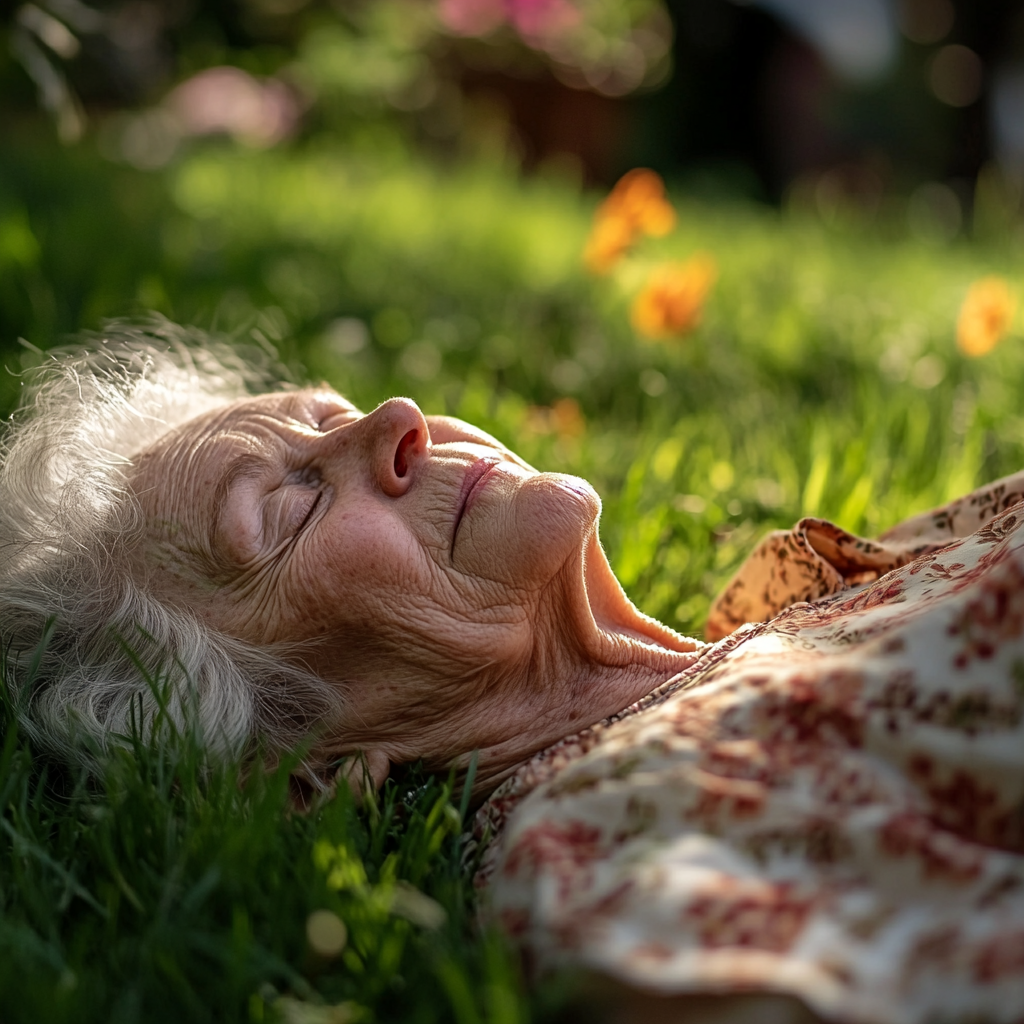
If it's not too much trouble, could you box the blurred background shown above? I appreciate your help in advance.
[4,0,1024,352]
[5,0,1024,201]
[2,0,1024,636]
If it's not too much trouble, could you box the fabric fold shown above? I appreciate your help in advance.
[706,470,1024,641]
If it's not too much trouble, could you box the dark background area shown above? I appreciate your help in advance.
[4,0,1024,203]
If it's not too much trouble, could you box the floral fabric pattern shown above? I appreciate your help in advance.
[478,472,1024,1024]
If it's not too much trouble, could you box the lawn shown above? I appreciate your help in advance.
[1,126,1023,1022]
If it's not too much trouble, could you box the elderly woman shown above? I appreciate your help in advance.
[3,325,1024,1024]
[0,325,698,791]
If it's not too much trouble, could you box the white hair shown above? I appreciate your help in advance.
[0,320,343,770]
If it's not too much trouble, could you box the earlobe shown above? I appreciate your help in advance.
[335,749,391,800]
[288,749,391,812]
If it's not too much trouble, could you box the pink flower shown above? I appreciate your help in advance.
[438,0,505,36]
[166,67,299,147]
[438,0,579,46]
[506,0,578,42]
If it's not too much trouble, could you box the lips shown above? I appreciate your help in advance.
[451,457,500,555]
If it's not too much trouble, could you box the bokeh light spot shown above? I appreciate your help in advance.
[324,318,369,357]
[306,910,347,958]
[929,45,983,108]
[898,0,954,45]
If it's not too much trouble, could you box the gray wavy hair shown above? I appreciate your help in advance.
[0,321,342,769]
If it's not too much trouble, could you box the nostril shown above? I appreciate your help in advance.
[394,429,419,478]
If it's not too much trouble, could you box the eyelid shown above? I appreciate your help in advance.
[288,467,323,530]
[261,467,323,548]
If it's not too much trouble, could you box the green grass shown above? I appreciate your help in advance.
[0,669,529,1024]
[1,124,1024,1021]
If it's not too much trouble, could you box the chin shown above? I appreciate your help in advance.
[518,472,601,553]
[510,475,693,657]
[456,470,600,587]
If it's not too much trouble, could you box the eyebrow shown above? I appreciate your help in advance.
[313,397,360,423]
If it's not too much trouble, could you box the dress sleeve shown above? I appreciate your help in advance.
[704,471,1024,638]
[705,470,1024,642]
[705,519,930,641]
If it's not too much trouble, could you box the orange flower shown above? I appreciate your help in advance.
[583,168,677,274]
[549,397,585,438]
[631,256,717,339]
[957,277,1016,357]
[600,168,677,239]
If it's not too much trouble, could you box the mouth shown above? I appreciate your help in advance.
[451,457,500,558]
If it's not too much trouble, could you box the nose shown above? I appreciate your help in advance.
[361,397,431,498]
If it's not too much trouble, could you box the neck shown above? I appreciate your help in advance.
[446,531,704,798]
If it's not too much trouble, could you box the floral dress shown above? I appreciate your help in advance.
[476,472,1024,1024]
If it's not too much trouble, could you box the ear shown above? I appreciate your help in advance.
[334,749,391,802]
[288,749,391,812]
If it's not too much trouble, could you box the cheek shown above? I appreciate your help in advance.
[278,509,431,638]
[456,473,600,587]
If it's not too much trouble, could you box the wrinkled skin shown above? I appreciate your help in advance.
[130,389,702,793]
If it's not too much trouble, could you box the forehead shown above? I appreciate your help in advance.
[194,388,357,436]
[147,387,356,455]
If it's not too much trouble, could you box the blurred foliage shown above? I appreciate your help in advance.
[2,0,671,154]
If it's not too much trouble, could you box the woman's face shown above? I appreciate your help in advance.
[131,388,614,762]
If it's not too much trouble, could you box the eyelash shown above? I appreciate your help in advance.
[285,466,323,536]
[295,490,322,533]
